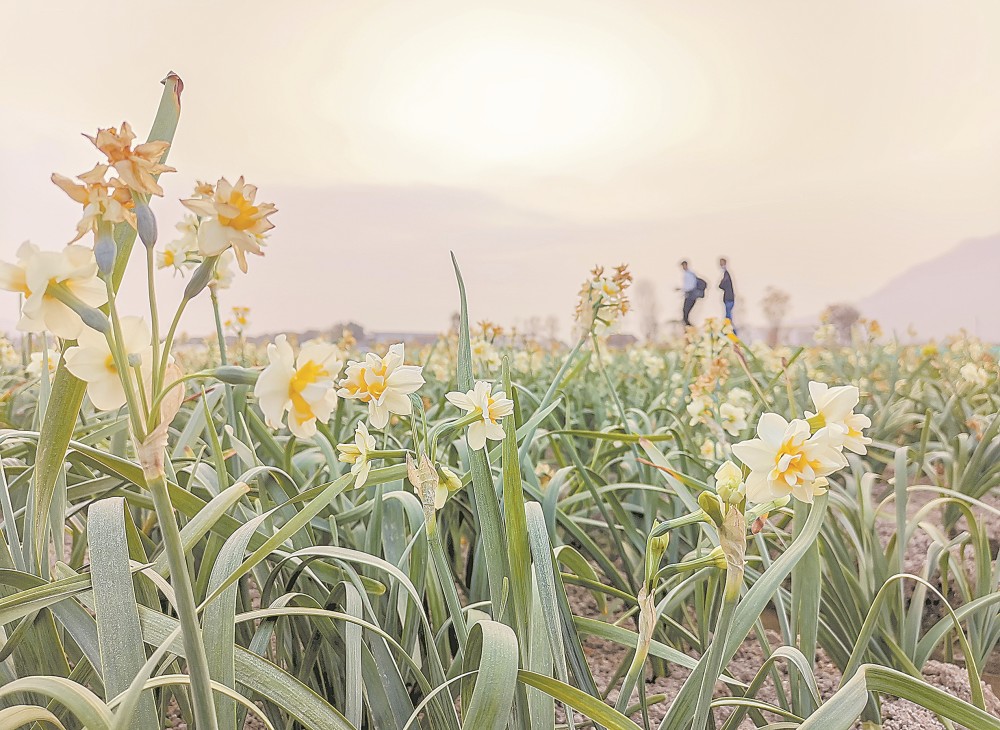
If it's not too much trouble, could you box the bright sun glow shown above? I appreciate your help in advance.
[318,8,710,174]
[389,37,635,163]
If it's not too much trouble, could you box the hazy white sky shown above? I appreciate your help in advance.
[2,0,999,336]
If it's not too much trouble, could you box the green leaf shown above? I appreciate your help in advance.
[87,498,157,728]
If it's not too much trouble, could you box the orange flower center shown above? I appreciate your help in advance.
[218,192,259,231]
[289,360,328,420]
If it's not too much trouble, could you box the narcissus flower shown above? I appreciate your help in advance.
[51,164,135,242]
[805,381,872,455]
[85,122,174,196]
[337,421,377,488]
[64,316,151,411]
[255,335,343,439]
[959,363,989,389]
[27,350,58,378]
[445,380,515,451]
[720,402,748,437]
[157,215,200,273]
[211,251,236,290]
[338,344,424,429]
[732,413,846,504]
[0,242,108,339]
[181,177,277,273]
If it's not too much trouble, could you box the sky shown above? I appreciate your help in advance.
[2,0,999,338]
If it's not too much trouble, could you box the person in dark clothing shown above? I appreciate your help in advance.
[719,257,736,333]
[679,260,699,326]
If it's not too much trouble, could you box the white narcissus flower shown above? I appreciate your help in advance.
[731,413,847,504]
[337,344,424,430]
[254,335,342,439]
[805,381,872,455]
[181,177,277,273]
[686,394,711,426]
[64,316,152,411]
[337,421,377,488]
[720,402,748,437]
[445,380,515,451]
[157,215,200,273]
[959,363,989,389]
[211,250,236,290]
[0,242,108,339]
[727,387,754,410]
[27,351,58,378]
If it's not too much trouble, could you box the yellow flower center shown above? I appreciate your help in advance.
[162,249,176,267]
[289,360,328,422]
[772,438,819,486]
[218,191,259,231]
[105,354,117,374]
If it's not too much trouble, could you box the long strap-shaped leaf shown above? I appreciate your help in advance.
[0,677,113,730]
[800,664,1000,730]
[137,606,354,730]
[461,621,519,730]
[451,253,511,622]
[88,498,158,728]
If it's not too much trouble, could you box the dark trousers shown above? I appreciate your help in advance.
[682,294,698,326]
[724,300,736,333]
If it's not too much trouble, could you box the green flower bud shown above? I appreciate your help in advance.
[135,199,157,248]
[209,366,259,386]
[184,256,217,300]
[94,228,116,275]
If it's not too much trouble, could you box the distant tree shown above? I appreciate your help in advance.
[544,315,560,343]
[634,278,660,342]
[761,286,791,346]
[821,303,861,343]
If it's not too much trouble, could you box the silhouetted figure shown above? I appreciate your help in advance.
[719,257,736,333]
[678,260,703,327]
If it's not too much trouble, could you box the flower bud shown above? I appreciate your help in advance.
[127,352,143,368]
[184,256,217,300]
[713,460,745,506]
[698,490,724,528]
[94,228,116,275]
[78,305,111,335]
[135,199,157,248]
[46,283,110,334]
[209,366,259,386]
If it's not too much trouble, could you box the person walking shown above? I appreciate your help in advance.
[678,260,703,327]
[719,257,736,333]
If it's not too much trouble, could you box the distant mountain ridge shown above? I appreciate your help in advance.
[853,234,999,342]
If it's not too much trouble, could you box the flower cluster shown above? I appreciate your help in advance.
[338,343,425,429]
[574,264,632,333]
[731,381,870,504]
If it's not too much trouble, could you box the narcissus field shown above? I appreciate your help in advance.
[0,76,998,730]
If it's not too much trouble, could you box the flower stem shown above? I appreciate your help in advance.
[146,245,162,395]
[102,278,145,441]
[143,459,219,730]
